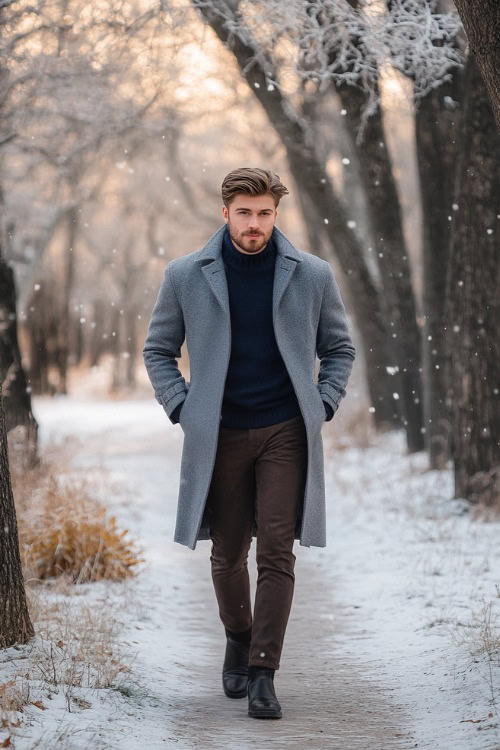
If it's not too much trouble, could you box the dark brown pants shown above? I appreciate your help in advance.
[205,414,308,670]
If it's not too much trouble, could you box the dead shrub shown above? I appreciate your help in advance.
[10,448,144,584]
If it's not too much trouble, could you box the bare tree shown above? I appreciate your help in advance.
[1,0,169,394]
[444,55,500,504]
[414,69,463,469]
[0,7,38,450]
[318,0,425,449]
[186,0,469,449]
[192,0,405,434]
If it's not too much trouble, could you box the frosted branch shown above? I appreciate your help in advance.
[192,0,464,110]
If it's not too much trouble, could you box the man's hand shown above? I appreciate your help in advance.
[171,401,184,425]
[323,400,334,422]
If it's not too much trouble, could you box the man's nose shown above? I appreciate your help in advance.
[248,217,260,229]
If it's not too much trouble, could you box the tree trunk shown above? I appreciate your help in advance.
[126,306,137,388]
[26,278,59,396]
[29,313,51,396]
[444,55,500,503]
[194,0,400,432]
[0,381,35,649]
[57,206,78,394]
[336,79,424,451]
[110,306,122,392]
[90,298,106,367]
[0,257,38,461]
[73,307,84,367]
[298,93,400,427]
[296,187,399,427]
[454,0,500,129]
[415,74,463,469]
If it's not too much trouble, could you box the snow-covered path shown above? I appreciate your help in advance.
[31,396,412,749]
[28,395,499,750]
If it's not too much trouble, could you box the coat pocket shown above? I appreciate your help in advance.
[311,384,327,424]
[177,385,192,430]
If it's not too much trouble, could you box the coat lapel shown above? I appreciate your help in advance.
[197,223,302,319]
[201,258,230,316]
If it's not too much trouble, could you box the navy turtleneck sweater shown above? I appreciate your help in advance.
[171,225,333,427]
[219,225,301,429]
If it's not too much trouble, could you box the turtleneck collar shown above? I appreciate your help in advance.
[222,225,277,271]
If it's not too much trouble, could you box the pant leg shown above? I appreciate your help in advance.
[249,415,308,670]
[205,426,255,633]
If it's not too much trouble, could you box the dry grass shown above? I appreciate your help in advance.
[446,597,500,725]
[1,443,145,746]
[449,599,500,663]
[10,446,144,584]
[0,575,138,745]
[26,580,135,691]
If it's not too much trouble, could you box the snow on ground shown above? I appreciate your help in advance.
[321,432,500,750]
[2,394,499,749]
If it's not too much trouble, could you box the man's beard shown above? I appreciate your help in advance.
[228,223,272,254]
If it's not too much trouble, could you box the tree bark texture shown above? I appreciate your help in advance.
[415,74,463,469]
[26,276,60,396]
[454,0,500,130]
[335,78,424,451]
[0,256,38,460]
[0,381,35,649]
[445,55,500,503]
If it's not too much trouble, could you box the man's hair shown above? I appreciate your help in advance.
[221,167,289,208]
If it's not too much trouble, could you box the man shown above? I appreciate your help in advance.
[143,167,356,720]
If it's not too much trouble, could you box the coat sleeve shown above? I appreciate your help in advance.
[143,262,189,425]
[316,261,356,415]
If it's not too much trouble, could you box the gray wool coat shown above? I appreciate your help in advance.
[143,223,356,550]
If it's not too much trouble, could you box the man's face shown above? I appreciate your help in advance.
[222,193,277,254]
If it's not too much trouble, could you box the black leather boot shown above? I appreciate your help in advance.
[247,667,282,719]
[222,636,250,699]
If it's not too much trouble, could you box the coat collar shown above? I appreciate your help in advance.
[196,223,303,264]
[197,223,303,319]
